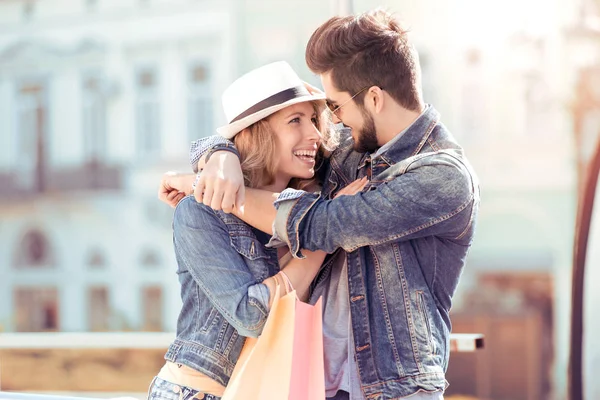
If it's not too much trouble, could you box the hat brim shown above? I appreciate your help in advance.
[216,92,326,139]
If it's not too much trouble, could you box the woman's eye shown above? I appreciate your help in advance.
[289,117,300,124]
[311,117,318,126]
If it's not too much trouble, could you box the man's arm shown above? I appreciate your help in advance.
[232,178,369,242]
[269,155,477,257]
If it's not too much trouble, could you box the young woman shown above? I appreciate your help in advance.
[149,61,363,400]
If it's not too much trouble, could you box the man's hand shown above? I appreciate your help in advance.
[333,177,368,199]
[158,171,195,208]
[194,151,245,213]
[303,81,325,97]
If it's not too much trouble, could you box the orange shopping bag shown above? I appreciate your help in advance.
[221,281,325,400]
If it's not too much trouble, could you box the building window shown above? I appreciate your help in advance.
[82,73,107,162]
[142,286,162,332]
[15,80,47,192]
[88,286,110,331]
[86,0,98,11]
[14,287,59,332]
[13,229,54,268]
[87,248,106,269]
[135,67,161,155]
[22,1,35,21]
[140,249,161,268]
[188,63,213,141]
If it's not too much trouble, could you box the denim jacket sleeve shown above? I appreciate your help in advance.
[173,197,271,337]
[190,136,235,173]
[272,152,477,257]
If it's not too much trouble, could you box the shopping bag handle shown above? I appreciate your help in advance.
[278,271,294,295]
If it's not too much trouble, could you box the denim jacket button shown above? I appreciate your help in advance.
[172,385,181,394]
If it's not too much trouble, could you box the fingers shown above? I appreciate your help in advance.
[235,186,245,211]
[166,190,180,202]
[334,177,369,198]
[158,177,175,204]
[202,181,214,207]
[170,192,186,208]
[355,176,369,192]
[337,179,362,197]
[210,184,226,211]
[221,184,237,214]
[193,178,204,203]
[303,81,325,95]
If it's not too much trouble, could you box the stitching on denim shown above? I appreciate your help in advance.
[168,339,236,374]
[455,202,475,240]
[431,239,438,302]
[411,119,438,157]
[427,136,440,152]
[214,307,229,350]
[330,151,353,186]
[371,246,403,371]
[455,162,478,241]
[176,236,268,333]
[392,243,422,371]
[345,194,473,252]
[223,329,239,357]
[199,306,219,333]
[348,249,375,378]
[287,193,321,258]
[416,290,435,356]
[360,370,446,388]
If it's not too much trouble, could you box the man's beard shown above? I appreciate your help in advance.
[353,107,379,153]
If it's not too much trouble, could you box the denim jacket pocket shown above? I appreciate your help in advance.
[200,306,222,333]
[416,290,436,355]
[230,235,270,260]
[229,234,274,281]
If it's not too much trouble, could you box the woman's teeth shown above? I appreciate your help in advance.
[293,150,316,158]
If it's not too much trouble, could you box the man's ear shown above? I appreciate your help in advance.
[369,86,385,114]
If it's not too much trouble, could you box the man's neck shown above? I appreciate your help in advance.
[377,105,425,146]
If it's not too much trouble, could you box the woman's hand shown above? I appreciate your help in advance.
[158,172,195,208]
[333,177,368,199]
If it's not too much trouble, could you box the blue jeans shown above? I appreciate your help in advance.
[327,391,350,400]
[148,376,221,400]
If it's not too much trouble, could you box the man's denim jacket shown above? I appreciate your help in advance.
[190,106,480,399]
[166,196,279,386]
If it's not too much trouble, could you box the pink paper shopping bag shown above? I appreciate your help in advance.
[222,283,325,400]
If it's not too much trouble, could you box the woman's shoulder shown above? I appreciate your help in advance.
[173,196,228,231]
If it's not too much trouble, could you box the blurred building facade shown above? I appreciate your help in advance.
[0,0,596,399]
[0,0,240,334]
[0,0,338,334]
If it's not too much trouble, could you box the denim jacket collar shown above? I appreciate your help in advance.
[367,105,441,168]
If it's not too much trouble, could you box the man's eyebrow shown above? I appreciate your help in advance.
[326,98,338,106]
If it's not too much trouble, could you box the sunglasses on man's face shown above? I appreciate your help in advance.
[326,86,370,116]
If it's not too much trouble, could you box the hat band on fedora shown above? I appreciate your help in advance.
[230,85,311,123]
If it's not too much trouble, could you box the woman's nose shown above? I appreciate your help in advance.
[306,123,321,142]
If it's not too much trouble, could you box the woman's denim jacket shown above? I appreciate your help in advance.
[189,106,480,399]
[165,197,279,387]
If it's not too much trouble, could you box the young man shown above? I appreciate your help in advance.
[160,9,479,400]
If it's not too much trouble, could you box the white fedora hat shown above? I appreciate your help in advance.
[216,61,325,139]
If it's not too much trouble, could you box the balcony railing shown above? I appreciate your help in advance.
[0,332,483,398]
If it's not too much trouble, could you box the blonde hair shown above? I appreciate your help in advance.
[233,101,338,190]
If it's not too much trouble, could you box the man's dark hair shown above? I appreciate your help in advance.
[306,9,422,111]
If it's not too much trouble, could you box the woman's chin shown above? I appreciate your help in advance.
[294,169,315,180]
